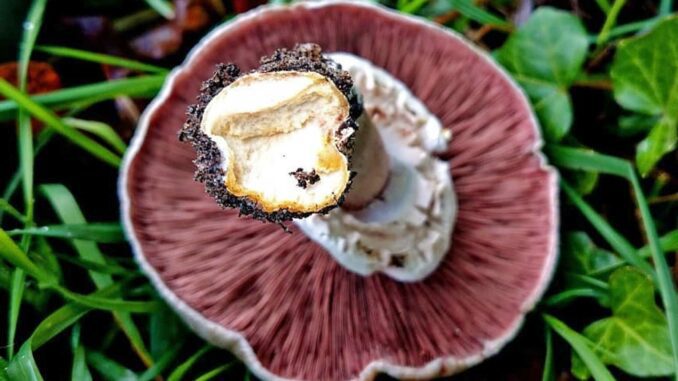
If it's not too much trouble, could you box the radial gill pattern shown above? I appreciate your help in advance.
[121,2,558,380]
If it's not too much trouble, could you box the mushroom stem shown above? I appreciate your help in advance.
[341,112,390,210]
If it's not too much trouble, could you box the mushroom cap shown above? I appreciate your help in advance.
[120,2,559,381]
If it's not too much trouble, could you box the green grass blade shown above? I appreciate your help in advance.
[167,346,211,381]
[70,326,93,381]
[606,17,659,39]
[39,184,154,368]
[86,351,138,381]
[17,108,33,220]
[71,340,93,381]
[543,288,607,307]
[9,223,125,243]
[0,80,122,167]
[17,0,42,202]
[594,0,612,13]
[138,340,184,381]
[0,356,8,381]
[194,363,234,381]
[659,0,673,16]
[0,129,54,224]
[638,229,678,258]
[54,253,133,276]
[597,0,627,45]
[62,117,127,154]
[552,144,678,370]
[18,0,47,90]
[54,286,160,313]
[36,45,168,74]
[0,229,54,284]
[0,75,166,121]
[31,284,122,350]
[399,0,427,14]
[542,326,554,381]
[629,173,678,377]
[150,305,184,359]
[543,314,615,381]
[449,0,512,28]
[6,344,44,381]
[0,199,25,223]
[5,283,123,380]
[546,145,628,177]
[561,180,654,275]
[40,185,115,287]
[7,270,26,360]
[10,0,47,361]
[144,0,175,19]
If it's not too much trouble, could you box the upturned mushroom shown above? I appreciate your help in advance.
[120,2,558,380]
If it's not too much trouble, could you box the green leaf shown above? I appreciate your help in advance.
[150,305,185,359]
[611,16,678,175]
[32,283,121,350]
[9,223,125,243]
[70,326,93,381]
[54,286,161,314]
[167,346,211,381]
[6,344,43,381]
[616,114,658,137]
[563,232,622,279]
[638,229,678,259]
[0,356,8,381]
[544,288,608,308]
[560,137,601,195]
[0,75,166,121]
[62,117,127,155]
[54,253,133,276]
[10,0,47,360]
[32,237,62,284]
[194,363,235,381]
[496,7,589,141]
[8,270,26,358]
[636,118,677,176]
[447,0,511,27]
[4,283,122,380]
[542,327,554,381]
[0,228,56,284]
[0,198,25,223]
[138,340,184,381]
[544,314,615,381]
[40,184,155,368]
[560,181,654,276]
[575,267,675,378]
[565,170,599,196]
[35,45,168,74]
[86,351,138,381]
[596,0,627,45]
[0,79,122,167]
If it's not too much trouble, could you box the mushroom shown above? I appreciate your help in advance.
[120,2,558,381]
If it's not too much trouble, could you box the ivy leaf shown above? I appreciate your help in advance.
[616,114,659,137]
[611,16,678,176]
[571,267,675,379]
[636,118,677,175]
[562,232,621,279]
[496,7,589,141]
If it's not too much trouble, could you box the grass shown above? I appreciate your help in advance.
[1,0,676,380]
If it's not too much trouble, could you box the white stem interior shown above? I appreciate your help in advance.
[296,53,457,282]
